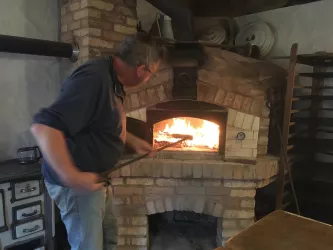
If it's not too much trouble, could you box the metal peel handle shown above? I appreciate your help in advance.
[97,135,193,184]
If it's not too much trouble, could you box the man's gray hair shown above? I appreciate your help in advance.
[115,34,163,67]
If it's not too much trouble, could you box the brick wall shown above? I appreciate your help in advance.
[61,0,137,67]
[108,156,278,249]
[123,67,267,117]
[123,49,282,159]
[123,48,285,117]
[225,109,260,159]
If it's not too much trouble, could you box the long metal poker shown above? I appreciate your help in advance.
[98,134,193,184]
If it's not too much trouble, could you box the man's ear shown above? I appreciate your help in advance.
[136,64,146,78]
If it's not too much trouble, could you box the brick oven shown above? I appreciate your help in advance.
[60,0,285,249]
[120,49,283,248]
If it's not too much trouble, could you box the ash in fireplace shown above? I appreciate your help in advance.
[149,211,217,250]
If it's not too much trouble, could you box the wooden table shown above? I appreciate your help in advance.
[215,210,333,250]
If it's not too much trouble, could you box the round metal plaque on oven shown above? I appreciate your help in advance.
[236,132,246,140]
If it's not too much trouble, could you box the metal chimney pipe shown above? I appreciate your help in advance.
[0,34,79,62]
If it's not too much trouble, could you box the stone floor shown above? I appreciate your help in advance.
[149,212,217,250]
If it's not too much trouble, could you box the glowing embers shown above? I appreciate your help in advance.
[153,117,219,151]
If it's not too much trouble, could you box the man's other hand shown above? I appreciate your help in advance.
[129,135,156,157]
[64,171,103,191]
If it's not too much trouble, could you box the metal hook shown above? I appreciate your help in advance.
[156,13,162,38]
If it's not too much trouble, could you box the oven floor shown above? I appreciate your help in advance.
[149,213,216,250]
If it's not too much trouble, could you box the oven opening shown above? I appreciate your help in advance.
[153,117,220,152]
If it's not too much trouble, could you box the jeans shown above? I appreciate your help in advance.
[45,182,118,250]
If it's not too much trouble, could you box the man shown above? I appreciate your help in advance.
[31,35,162,250]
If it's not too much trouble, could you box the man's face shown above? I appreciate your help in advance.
[123,61,160,87]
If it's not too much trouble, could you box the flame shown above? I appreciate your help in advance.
[154,117,219,150]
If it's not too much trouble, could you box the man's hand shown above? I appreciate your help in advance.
[64,170,103,191]
[126,132,156,157]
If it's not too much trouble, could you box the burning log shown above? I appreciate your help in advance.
[153,117,219,150]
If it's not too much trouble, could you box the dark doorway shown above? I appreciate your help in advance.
[149,211,217,250]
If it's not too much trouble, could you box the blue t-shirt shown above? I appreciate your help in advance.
[33,58,126,186]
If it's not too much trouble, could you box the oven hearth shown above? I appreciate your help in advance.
[153,117,220,152]
[147,100,227,156]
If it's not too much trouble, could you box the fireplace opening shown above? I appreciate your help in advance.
[153,117,220,152]
[149,211,217,250]
[147,100,227,154]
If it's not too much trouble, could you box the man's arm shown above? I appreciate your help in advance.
[31,124,102,190]
[32,66,103,190]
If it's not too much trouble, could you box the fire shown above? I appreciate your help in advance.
[153,117,219,151]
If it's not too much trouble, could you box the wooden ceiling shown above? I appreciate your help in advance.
[184,0,320,17]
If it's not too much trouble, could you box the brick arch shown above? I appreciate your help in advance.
[124,68,266,119]
[124,67,174,113]
[145,196,224,217]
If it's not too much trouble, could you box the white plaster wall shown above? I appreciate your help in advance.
[235,0,333,57]
[0,0,61,160]
[235,0,333,162]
